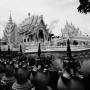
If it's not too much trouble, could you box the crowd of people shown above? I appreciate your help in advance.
[0,45,60,90]
[0,41,90,90]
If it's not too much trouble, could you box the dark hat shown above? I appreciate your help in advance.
[5,64,15,77]
[15,68,29,84]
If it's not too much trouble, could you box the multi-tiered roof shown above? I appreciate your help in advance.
[19,13,48,35]
[61,21,80,38]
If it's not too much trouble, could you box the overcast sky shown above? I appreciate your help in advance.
[0,0,90,38]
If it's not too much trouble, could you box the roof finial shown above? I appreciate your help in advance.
[9,10,12,23]
[41,15,43,20]
[66,20,68,24]
[28,12,30,18]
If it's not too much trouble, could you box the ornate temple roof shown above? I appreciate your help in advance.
[61,21,80,37]
[19,13,46,34]
[4,13,17,36]
[3,13,18,44]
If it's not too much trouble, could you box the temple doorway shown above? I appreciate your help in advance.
[38,30,44,40]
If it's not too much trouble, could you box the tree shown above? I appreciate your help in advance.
[67,39,72,57]
[20,45,22,54]
[78,0,90,14]
[73,40,78,45]
[7,45,11,60]
[48,33,54,41]
[38,43,41,58]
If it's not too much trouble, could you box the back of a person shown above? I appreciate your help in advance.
[1,64,15,90]
[31,86,52,90]
[12,80,32,90]
[12,68,32,90]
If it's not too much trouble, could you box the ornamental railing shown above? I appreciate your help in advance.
[25,44,90,53]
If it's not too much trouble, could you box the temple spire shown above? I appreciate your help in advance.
[9,11,12,23]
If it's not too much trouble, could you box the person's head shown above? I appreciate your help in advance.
[5,64,15,77]
[15,67,29,84]
[0,62,5,74]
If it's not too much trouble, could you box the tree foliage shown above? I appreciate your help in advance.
[73,40,78,45]
[78,0,90,14]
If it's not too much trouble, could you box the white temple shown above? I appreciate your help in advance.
[2,13,50,51]
[3,13,18,50]
[55,21,90,49]
[61,21,81,38]
[1,13,90,52]
[18,13,49,45]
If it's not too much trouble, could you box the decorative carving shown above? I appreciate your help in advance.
[4,14,18,45]
[19,14,49,43]
[5,23,15,36]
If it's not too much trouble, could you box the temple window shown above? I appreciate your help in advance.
[21,40,23,43]
[57,42,61,46]
[27,38,29,42]
[24,39,26,42]
[30,35,33,41]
